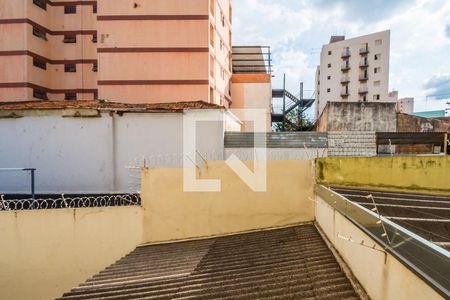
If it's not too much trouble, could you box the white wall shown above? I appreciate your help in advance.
[316,30,391,119]
[0,109,227,194]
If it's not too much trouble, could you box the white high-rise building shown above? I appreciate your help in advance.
[315,30,392,119]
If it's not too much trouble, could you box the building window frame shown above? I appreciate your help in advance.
[64,5,77,14]
[92,63,98,72]
[64,64,77,72]
[33,57,47,70]
[32,27,47,41]
[65,92,77,100]
[33,89,48,100]
[63,34,77,43]
[33,0,47,10]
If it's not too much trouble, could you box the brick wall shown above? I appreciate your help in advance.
[328,131,377,157]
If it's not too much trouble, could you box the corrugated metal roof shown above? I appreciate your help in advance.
[0,100,222,112]
[58,224,359,299]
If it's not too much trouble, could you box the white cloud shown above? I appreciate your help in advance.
[233,0,450,113]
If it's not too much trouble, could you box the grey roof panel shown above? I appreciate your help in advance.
[58,224,358,299]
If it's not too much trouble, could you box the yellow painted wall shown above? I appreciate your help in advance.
[0,206,143,300]
[315,195,443,300]
[141,160,315,243]
[316,156,450,195]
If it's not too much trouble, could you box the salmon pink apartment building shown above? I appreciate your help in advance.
[0,0,233,106]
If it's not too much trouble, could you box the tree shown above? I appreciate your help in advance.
[273,109,314,132]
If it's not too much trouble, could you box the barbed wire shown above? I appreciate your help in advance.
[0,194,140,211]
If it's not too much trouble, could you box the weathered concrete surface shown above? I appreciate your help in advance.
[396,113,450,154]
[327,131,376,157]
[141,160,315,244]
[397,113,450,133]
[316,156,450,195]
[0,206,143,300]
[316,102,397,132]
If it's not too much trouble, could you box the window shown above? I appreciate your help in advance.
[94,91,98,99]
[374,67,381,74]
[65,93,77,100]
[33,57,46,70]
[318,81,320,85]
[328,50,332,55]
[375,39,382,46]
[64,5,76,14]
[210,87,214,102]
[374,53,381,60]
[327,63,331,68]
[221,12,225,27]
[374,80,380,87]
[63,34,76,43]
[361,96,367,102]
[220,39,223,51]
[33,0,46,10]
[373,94,381,100]
[32,27,47,40]
[64,64,76,72]
[327,76,331,80]
[92,34,97,43]
[327,88,331,93]
[92,63,97,72]
[93,4,97,13]
[33,89,47,100]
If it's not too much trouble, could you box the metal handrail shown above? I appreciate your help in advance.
[315,185,450,298]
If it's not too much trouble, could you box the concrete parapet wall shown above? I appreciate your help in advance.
[316,156,450,195]
[0,206,143,300]
[140,160,315,244]
[315,195,443,300]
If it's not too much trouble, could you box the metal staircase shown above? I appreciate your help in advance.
[271,77,315,131]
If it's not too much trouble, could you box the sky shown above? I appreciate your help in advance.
[233,0,450,116]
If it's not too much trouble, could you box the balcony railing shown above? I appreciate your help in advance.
[359,45,369,54]
[359,60,369,68]
[341,49,351,58]
[340,89,350,97]
[341,62,350,71]
[358,86,369,94]
[359,73,369,81]
[341,75,350,83]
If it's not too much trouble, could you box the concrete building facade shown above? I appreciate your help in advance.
[0,0,232,106]
[396,97,414,114]
[0,101,238,194]
[315,30,391,119]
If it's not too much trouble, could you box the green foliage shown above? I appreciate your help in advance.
[273,109,313,132]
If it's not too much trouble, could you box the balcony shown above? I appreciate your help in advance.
[359,60,369,68]
[340,89,350,97]
[341,48,351,58]
[341,75,350,84]
[359,73,369,81]
[359,45,369,54]
[358,86,368,94]
[341,62,350,71]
